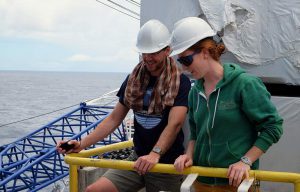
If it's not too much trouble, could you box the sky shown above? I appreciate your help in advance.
[0,0,140,73]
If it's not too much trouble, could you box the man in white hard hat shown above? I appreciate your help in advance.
[57,19,191,192]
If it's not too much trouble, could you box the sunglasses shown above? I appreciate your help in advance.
[177,50,201,67]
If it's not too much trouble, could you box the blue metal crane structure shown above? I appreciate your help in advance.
[0,90,128,191]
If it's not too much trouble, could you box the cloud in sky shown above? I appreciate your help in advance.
[67,54,93,62]
[0,0,140,72]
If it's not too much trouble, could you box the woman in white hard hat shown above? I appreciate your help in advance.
[171,17,283,191]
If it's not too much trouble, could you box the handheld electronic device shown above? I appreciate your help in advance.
[60,141,75,151]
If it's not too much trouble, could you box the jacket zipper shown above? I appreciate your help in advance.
[206,98,212,167]
[199,92,212,167]
[199,89,217,167]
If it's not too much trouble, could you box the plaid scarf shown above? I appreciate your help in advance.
[124,57,181,115]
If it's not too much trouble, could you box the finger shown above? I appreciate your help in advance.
[176,161,183,172]
[235,170,245,187]
[66,149,74,154]
[133,159,141,170]
[70,141,81,150]
[142,163,151,175]
[174,161,181,172]
[174,157,182,167]
[178,157,186,171]
[185,159,193,167]
[138,161,147,175]
[56,148,63,154]
[244,168,249,179]
[227,165,233,177]
[233,171,241,187]
[174,159,179,166]
[69,140,78,146]
[228,167,235,186]
[136,159,146,172]
[181,159,188,171]
[56,140,65,148]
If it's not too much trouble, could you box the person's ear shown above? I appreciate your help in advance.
[165,46,171,56]
[202,49,209,59]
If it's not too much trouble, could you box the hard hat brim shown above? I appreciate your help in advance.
[135,46,163,54]
[169,45,190,57]
[135,42,169,54]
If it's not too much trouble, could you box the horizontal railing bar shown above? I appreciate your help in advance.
[65,140,300,192]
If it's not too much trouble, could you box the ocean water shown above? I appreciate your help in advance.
[0,71,128,191]
[0,71,128,146]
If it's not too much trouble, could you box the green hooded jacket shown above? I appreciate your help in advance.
[189,63,283,185]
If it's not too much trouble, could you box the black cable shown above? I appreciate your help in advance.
[0,104,78,128]
[96,0,140,20]
[107,0,139,16]
[124,0,140,7]
[128,0,140,6]
[0,97,98,128]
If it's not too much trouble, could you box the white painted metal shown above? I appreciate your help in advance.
[238,178,255,192]
[180,173,198,192]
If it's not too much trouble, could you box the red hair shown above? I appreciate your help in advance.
[189,38,225,61]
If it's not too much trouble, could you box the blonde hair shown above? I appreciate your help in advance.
[189,38,225,61]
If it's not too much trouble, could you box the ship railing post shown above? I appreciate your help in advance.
[295,182,300,192]
[69,164,78,192]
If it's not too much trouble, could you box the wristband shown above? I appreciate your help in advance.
[241,156,252,166]
[152,146,163,155]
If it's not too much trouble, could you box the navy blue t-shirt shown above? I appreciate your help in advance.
[117,74,191,163]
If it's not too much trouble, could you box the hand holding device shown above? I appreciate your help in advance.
[60,140,75,152]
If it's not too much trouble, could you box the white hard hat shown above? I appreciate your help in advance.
[170,17,216,56]
[136,20,170,53]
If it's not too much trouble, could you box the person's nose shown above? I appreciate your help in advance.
[143,54,152,61]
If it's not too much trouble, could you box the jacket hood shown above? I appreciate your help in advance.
[194,63,245,90]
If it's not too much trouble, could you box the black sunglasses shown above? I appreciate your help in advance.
[177,50,201,67]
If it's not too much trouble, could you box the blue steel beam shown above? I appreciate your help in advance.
[0,103,127,191]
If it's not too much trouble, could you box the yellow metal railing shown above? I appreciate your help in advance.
[64,140,300,192]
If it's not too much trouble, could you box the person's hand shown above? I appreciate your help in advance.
[133,152,160,175]
[174,154,193,172]
[56,140,82,154]
[227,161,250,187]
